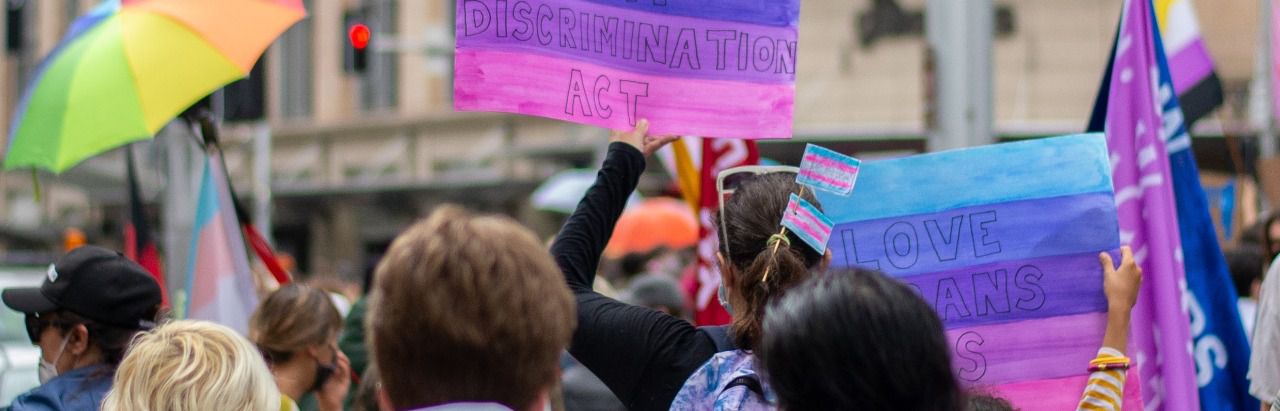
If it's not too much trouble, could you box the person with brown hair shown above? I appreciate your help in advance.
[249,283,350,411]
[550,120,825,411]
[367,204,576,411]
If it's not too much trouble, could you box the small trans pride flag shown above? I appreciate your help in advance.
[798,144,860,196]
[781,193,834,254]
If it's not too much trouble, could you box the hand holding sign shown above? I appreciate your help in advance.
[608,119,680,157]
[1100,246,1142,312]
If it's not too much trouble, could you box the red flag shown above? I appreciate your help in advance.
[125,147,169,307]
[689,138,758,326]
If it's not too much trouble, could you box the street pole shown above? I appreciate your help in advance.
[252,121,273,246]
[1256,0,1277,158]
[925,0,995,151]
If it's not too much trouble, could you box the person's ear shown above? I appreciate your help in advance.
[717,252,735,286]
[66,324,90,356]
[306,344,328,362]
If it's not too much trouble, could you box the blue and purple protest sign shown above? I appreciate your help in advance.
[816,135,1141,408]
[453,0,799,138]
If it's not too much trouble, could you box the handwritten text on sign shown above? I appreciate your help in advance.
[454,0,799,138]
[814,135,1129,406]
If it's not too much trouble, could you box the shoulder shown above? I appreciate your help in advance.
[281,395,301,411]
[672,351,760,409]
[9,386,63,411]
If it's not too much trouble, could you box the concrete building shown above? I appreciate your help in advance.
[0,0,1264,280]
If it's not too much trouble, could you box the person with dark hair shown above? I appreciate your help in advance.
[1,246,163,411]
[757,247,1143,411]
[1226,245,1264,339]
[250,283,350,411]
[552,120,826,410]
[967,394,1016,411]
[758,269,964,411]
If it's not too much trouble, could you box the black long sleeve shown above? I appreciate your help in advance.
[551,143,720,411]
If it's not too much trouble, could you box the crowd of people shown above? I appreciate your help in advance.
[0,121,1237,411]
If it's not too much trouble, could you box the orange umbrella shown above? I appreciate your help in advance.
[605,198,699,259]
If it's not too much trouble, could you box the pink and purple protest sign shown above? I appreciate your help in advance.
[453,0,799,138]
[815,135,1142,408]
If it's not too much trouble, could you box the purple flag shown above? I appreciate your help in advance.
[1105,0,1199,408]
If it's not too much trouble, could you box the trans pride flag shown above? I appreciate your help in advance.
[453,0,799,138]
[185,151,258,335]
[816,135,1141,408]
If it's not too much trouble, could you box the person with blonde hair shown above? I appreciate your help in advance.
[101,320,280,411]
[250,283,350,411]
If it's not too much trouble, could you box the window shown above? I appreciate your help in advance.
[360,0,397,112]
[278,0,313,118]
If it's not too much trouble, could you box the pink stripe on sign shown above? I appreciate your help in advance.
[784,211,828,243]
[986,369,1143,410]
[798,169,852,189]
[790,199,830,231]
[802,153,860,174]
[948,312,1106,386]
[454,49,794,139]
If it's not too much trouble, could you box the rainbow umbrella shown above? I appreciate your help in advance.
[3,0,305,173]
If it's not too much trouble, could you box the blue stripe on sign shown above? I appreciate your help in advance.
[814,134,1114,223]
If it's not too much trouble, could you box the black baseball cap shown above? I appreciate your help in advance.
[2,246,161,330]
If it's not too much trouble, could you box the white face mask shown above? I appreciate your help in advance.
[38,333,72,384]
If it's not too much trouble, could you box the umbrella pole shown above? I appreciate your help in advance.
[30,169,40,202]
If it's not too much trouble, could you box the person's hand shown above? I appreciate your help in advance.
[316,350,352,411]
[609,119,680,157]
[1100,246,1142,311]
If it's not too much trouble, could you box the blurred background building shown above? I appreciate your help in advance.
[0,0,1264,281]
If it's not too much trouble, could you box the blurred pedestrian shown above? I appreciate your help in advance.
[1226,245,1264,339]
[250,284,350,411]
[552,120,827,410]
[1,246,162,411]
[101,320,280,411]
[368,205,575,410]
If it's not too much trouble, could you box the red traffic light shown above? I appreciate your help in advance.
[348,23,371,50]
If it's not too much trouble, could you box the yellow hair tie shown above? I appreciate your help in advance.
[767,233,791,248]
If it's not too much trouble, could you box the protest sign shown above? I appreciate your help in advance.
[780,193,833,254]
[798,144,861,196]
[815,134,1142,408]
[453,0,799,138]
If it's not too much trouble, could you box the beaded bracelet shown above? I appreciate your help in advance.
[1087,358,1131,373]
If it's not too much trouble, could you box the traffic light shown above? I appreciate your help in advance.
[345,20,370,74]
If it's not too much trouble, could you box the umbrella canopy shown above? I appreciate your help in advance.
[3,0,305,173]
[532,169,641,213]
[604,197,698,259]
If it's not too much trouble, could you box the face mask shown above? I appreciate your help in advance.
[718,282,734,316]
[38,333,72,384]
[310,351,338,393]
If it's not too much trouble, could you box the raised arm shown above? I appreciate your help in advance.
[550,123,708,411]
[1077,246,1141,411]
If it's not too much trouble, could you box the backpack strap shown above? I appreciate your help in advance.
[700,325,736,352]
[723,375,766,398]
